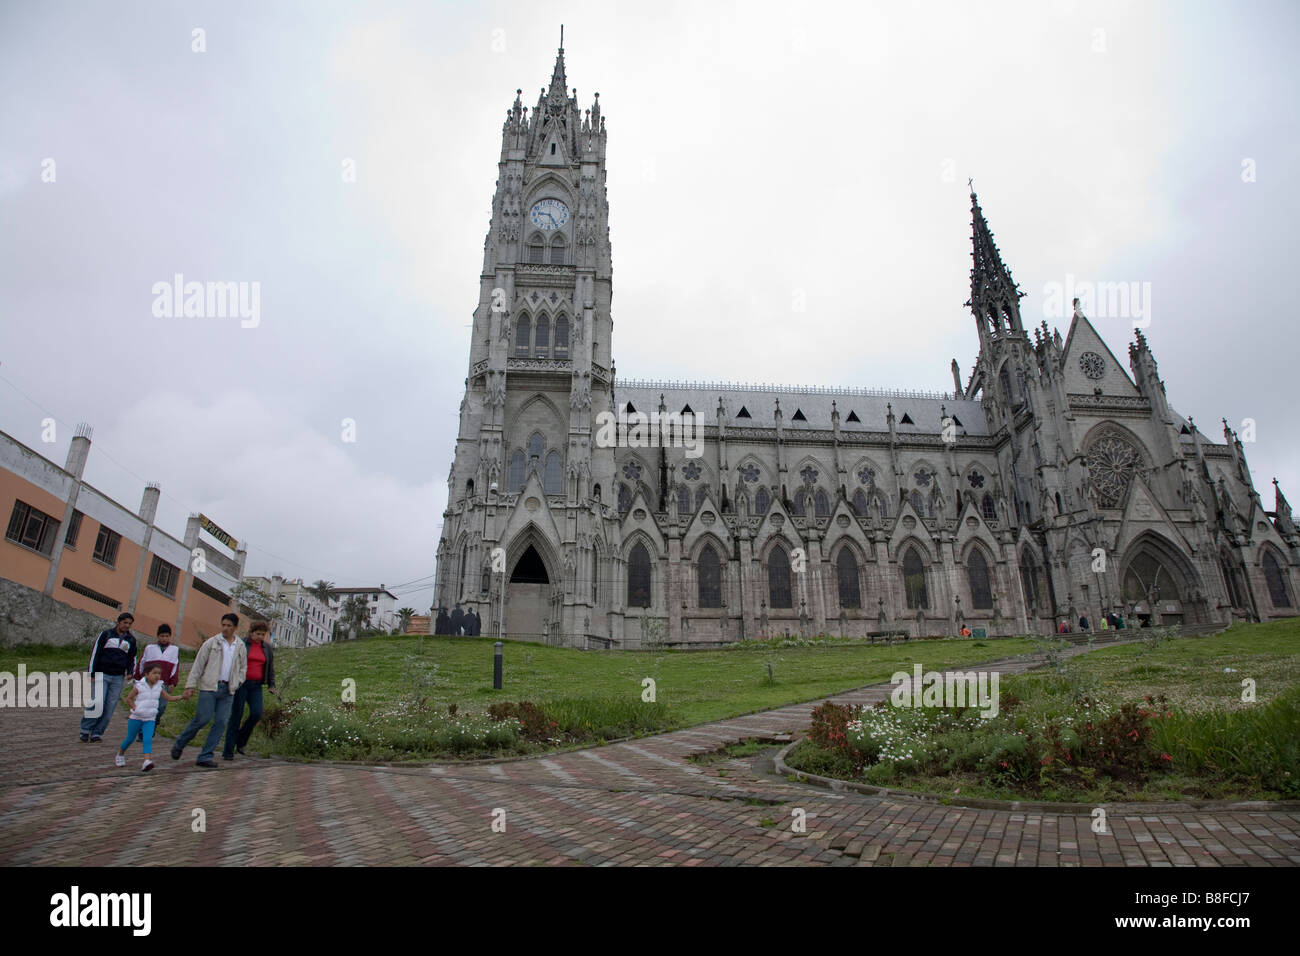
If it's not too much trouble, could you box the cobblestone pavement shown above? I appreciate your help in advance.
[2,645,1298,866]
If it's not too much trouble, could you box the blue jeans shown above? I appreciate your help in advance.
[156,694,170,725]
[119,718,156,755]
[223,681,264,758]
[80,672,125,738]
[173,683,233,763]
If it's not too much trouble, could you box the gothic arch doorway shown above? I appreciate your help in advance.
[1118,532,1204,626]
[507,544,551,642]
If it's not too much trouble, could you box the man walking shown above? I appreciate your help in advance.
[170,613,247,769]
[135,623,180,727]
[80,612,138,742]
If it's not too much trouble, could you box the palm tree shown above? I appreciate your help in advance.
[310,580,334,604]
[338,596,368,638]
[397,607,416,633]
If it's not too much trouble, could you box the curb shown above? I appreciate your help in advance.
[772,738,1300,814]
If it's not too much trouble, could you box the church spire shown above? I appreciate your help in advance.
[547,27,568,103]
[965,186,1025,336]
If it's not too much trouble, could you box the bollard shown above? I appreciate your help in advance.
[493,641,503,690]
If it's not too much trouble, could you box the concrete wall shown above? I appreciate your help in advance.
[0,577,114,648]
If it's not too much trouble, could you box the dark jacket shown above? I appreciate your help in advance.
[88,627,137,676]
[241,637,275,690]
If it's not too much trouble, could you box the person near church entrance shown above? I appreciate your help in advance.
[171,613,248,769]
[80,612,138,743]
[450,605,465,636]
[466,608,481,636]
[1079,615,1089,631]
[959,625,972,638]
[223,619,276,761]
[434,607,450,635]
[135,623,180,727]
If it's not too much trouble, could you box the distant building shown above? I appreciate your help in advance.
[1,424,245,647]
[329,586,399,633]
[241,575,337,647]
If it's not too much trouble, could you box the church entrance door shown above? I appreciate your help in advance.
[507,545,550,642]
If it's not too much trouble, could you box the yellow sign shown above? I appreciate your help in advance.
[199,514,238,551]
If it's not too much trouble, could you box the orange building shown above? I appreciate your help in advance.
[1,425,245,648]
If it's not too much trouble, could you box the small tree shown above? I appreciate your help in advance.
[309,580,334,604]
[231,580,285,638]
[338,596,368,638]
[397,607,416,633]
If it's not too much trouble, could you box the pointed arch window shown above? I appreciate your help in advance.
[982,493,997,522]
[1263,551,1292,608]
[627,543,651,608]
[1020,550,1048,614]
[791,489,807,516]
[967,548,994,609]
[875,493,888,519]
[852,489,868,517]
[910,489,925,515]
[677,485,691,515]
[768,547,792,608]
[837,548,861,608]
[592,549,600,604]
[618,483,632,516]
[695,485,709,511]
[755,487,770,515]
[528,238,544,264]
[515,314,532,357]
[903,547,928,609]
[544,451,564,495]
[509,450,526,491]
[698,545,721,608]
[458,541,468,601]
[549,235,566,265]
[534,315,550,358]
[814,489,830,518]
[527,433,545,475]
[554,314,569,357]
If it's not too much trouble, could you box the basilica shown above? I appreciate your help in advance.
[433,44,1299,647]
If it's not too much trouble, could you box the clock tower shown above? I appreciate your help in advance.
[434,39,617,643]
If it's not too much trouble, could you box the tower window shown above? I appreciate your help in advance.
[535,315,550,358]
[515,315,531,356]
[554,315,569,357]
[528,241,544,264]
[549,236,566,265]
[768,547,792,609]
[550,142,556,155]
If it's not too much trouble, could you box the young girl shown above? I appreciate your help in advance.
[116,664,183,771]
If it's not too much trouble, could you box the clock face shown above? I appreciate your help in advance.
[529,199,569,231]
[1079,351,1106,380]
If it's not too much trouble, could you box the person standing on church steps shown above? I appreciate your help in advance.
[449,604,465,636]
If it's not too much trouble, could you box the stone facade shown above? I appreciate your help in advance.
[433,45,1300,648]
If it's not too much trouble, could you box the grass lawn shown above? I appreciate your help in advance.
[1,633,1040,759]
[785,619,1300,803]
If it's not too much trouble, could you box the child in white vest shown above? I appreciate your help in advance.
[116,664,183,771]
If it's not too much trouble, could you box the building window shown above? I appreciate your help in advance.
[515,314,531,356]
[695,485,709,511]
[549,236,566,265]
[814,488,830,518]
[967,548,994,609]
[147,555,179,598]
[768,547,792,609]
[627,543,651,608]
[528,240,544,264]
[677,485,691,515]
[544,451,564,495]
[836,548,861,608]
[910,490,925,515]
[5,500,60,556]
[790,489,806,517]
[535,315,550,358]
[510,449,526,491]
[851,489,868,517]
[755,486,770,515]
[618,483,632,515]
[554,315,569,357]
[64,510,83,548]
[459,542,468,600]
[93,524,121,568]
[1263,551,1292,608]
[1020,550,1047,614]
[592,552,599,604]
[698,545,721,608]
[903,547,928,609]
[982,493,997,522]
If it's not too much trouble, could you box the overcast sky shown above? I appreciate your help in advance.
[2,0,1297,614]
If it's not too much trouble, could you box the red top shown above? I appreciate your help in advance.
[246,640,266,682]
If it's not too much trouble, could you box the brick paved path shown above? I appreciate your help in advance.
[2,644,1298,866]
